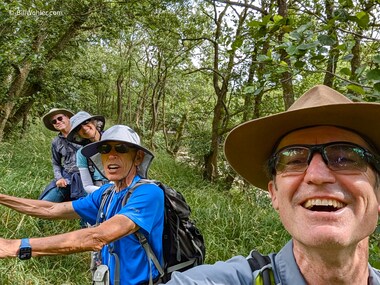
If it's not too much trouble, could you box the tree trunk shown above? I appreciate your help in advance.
[116,72,124,124]
[171,113,187,155]
[277,0,294,109]
[0,61,33,141]
[323,0,339,87]
[204,2,248,182]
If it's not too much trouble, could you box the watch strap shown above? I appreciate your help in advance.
[20,238,30,248]
[18,238,32,260]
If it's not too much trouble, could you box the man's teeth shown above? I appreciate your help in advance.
[303,199,344,209]
[108,165,119,169]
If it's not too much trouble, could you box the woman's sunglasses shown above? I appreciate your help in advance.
[81,119,91,126]
[51,116,64,125]
[97,143,133,154]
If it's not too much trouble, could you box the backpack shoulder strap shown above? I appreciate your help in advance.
[247,250,275,285]
[120,179,154,206]
[96,184,115,225]
[121,179,165,284]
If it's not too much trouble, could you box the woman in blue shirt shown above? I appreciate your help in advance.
[67,111,108,194]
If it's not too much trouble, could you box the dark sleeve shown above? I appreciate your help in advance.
[51,137,63,180]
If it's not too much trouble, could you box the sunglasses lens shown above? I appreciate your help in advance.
[97,144,112,154]
[97,144,131,154]
[114,144,130,153]
[275,147,309,173]
[325,144,367,171]
[81,120,91,126]
[51,116,64,125]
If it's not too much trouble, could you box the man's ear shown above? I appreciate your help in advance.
[268,180,279,211]
[134,150,145,166]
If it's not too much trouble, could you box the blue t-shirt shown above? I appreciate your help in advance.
[72,176,164,285]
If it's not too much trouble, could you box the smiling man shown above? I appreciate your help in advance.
[163,85,380,285]
[0,125,164,285]
[39,108,82,202]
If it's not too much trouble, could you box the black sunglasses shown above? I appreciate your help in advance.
[97,143,133,154]
[269,141,380,175]
[81,119,91,126]
[51,116,64,125]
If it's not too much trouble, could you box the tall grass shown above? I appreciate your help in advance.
[0,124,378,284]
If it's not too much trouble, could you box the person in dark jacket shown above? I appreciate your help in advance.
[39,108,83,202]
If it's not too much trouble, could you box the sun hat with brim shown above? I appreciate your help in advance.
[81,124,154,179]
[42,108,74,131]
[224,84,380,191]
[66,111,105,145]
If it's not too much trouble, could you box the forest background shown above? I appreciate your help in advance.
[0,0,379,284]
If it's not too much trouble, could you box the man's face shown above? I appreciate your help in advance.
[100,142,143,184]
[268,126,380,249]
[51,114,70,132]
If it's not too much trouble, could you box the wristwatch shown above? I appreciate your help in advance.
[18,238,32,260]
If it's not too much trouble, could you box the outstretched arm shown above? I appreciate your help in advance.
[0,193,79,220]
[0,214,139,258]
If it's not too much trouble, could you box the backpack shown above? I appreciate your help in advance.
[97,179,206,285]
[247,250,276,285]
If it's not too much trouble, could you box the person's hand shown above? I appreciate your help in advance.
[0,238,18,258]
[56,178,67,188]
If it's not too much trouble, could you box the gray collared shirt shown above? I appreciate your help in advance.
[165,240,380,284]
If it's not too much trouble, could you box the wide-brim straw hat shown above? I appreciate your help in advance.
[224,84,380,191]
[42,108,74,131]
[67,111,105,145]
[82,125,154,179]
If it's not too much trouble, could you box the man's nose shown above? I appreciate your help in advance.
[304,153,336,184]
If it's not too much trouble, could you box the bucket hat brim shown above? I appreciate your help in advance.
[42,108,74,131]
[224,85,380,191]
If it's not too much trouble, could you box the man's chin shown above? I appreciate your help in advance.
[106,172,122,181]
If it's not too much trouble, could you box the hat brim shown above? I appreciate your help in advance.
[67,115,105,144]
[224,102,380,191]
[42,109,74,131]
[82,139,153,158]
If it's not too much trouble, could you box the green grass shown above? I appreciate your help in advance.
[0,124,378,284]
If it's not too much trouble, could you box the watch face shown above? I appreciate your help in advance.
[18,247,32,260]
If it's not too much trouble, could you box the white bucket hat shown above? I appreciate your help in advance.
[81,125,154,178]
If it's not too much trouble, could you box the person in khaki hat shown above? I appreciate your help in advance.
[0,125,164,285]
[39,108,83,202]
[163,85,380,285]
